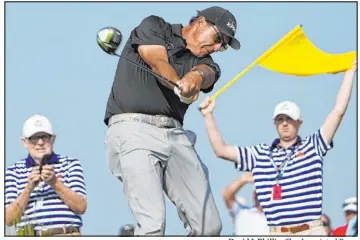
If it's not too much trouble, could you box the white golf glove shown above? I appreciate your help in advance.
[174,86,193,104]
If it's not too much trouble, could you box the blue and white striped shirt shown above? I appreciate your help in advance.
[235,129,333,226]
[5,153,87,231]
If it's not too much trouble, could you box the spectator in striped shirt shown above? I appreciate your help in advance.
[5,114,87,236]
[200,59,357,235]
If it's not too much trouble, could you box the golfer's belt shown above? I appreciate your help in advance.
[108,113,182,128]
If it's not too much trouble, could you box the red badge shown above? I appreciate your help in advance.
[296,151,305,157]
[273,185,282,200]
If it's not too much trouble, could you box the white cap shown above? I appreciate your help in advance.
[22,114,53,138]
[343,197,357,212]
[273,101,301,121]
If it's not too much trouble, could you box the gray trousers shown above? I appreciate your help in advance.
[104,120,222,236]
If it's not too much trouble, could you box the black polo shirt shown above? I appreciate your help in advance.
[104,15,221,126]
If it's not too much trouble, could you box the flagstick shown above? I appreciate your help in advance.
[197,25,303,111]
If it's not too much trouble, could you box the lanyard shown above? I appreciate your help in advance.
[269,147,295,184]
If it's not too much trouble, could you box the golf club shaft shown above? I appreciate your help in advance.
[113,53,182,91]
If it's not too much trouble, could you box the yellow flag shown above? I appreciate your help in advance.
[258,25,356,76]
[208,25,356,101]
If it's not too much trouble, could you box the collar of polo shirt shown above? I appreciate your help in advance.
[25,152,60,168]
[171,24,186,49]
[172,24,184,40]
[270,136,302,150]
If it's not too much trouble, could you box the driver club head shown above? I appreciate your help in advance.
[96,26,183,91]
[97,27,122,55]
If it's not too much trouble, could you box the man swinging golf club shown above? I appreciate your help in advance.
[101,6,241,236]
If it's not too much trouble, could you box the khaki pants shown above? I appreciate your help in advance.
[270,220,327,236]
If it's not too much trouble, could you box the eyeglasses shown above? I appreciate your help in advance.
[322,221,329,227]
[27,134,52,145]
[207,21,228,52]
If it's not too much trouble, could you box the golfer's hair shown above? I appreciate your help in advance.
[189,16,200,25]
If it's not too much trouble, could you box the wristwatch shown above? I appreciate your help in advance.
[192,69,204,79]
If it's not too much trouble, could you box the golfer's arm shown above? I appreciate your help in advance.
[203,114,237,162]
[191,64,216,89]
[222,177,248,209]
[138,45,180,89]
[321,69,356,144]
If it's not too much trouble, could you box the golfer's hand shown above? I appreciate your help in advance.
[174,86,193,104]
[199,96,215,116]
[41,165,57,186]
[27,166,41,192]
[179,72,202,101]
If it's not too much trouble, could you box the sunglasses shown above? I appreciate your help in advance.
[207,21,228,52]
[27,134,52,145]
[275,116,295,124]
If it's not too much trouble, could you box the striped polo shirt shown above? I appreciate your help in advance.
[5,153,87,231]
[235,129,333,226]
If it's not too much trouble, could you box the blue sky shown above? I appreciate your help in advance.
[4,2,357,236]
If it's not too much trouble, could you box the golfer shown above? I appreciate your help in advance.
[199,59,357,235]
[104,6,241,236]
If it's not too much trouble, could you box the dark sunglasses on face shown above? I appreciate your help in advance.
[207,21,228,52]
[27,134,52,144]
[275,116,294,124]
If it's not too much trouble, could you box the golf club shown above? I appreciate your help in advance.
[97,27,182,91]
